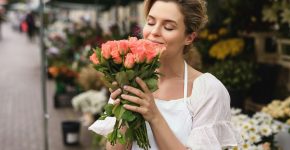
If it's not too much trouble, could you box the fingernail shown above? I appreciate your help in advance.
[136,77,140,80]
[123,86,128,89]
[121,94,125,97]
[118,88,122,92]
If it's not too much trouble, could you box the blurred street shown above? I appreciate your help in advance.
[0,23,94,150]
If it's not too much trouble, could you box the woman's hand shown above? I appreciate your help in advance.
[121,77,162,123]
[109,82,122,105]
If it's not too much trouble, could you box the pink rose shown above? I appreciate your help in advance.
[128,37,139,51]
[124,53,135,68]
[118,40,129,55]
[111,48,122,64]
[129,37,138,42]
[101,41,113,59]
[133,47,146,63]
[144,42,158,63]
[89,53,100,65]
[129,39,146,63]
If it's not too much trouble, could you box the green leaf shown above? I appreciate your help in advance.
[100,76,114,89]
[145,78,158,92]
[121,110,136,122]
[125,127,133,141]
[116,71,129,87]
[126,70,135,81]
[98,114,108,120]
[104,104,114,116]
[117,131,126,145]
[112,105,126,119]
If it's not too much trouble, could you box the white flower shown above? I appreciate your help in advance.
[262,6,278,22]
[242,122,253,131]
[281,8,290,25]
[241,142,251,150]
[271,121,284,133]
[231,108,242,115]
[248,133,262,144]
[72,89,108,114]
[47,47,59,55]
[259,125,273,137]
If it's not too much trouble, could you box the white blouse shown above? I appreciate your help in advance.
[89,62,243,150]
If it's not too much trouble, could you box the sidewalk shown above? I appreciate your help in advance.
[0,23,94,150]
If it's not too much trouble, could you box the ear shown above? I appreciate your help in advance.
[184,32,197,45]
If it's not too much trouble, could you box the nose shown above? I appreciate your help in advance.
[151,24,161,36]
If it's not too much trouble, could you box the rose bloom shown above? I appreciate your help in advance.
[101,41,114,59]
[111,48,122,64]
[124,53,135,69]
[129,40,146,63]
[90,53,100,65]
[145,46,158,63]
[118,40,129,55]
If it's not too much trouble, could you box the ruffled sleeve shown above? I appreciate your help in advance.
[88,98,116,137]
[185,73,243,149]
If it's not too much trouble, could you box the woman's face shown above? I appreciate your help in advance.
[143,1,194,59]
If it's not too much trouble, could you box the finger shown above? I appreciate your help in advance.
[136,77,150,93]
[121,94,145,105]
[123,104,147,114]
[111,81,118,90]
[110,88,122,100]
[109,88,113,93]
[123,85,146,99]
[113,98,121,105]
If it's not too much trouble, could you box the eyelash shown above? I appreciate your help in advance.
[147,22,174,31]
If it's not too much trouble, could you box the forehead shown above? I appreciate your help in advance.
[148,1,184,22]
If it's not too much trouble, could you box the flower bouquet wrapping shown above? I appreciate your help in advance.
[88,37,165,150]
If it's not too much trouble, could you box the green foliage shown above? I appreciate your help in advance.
[208,60,257,91]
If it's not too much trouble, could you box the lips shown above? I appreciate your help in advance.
[148,39,164,44]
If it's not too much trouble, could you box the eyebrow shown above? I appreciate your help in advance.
[147,15,178,25]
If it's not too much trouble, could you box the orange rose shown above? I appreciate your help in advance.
[118,40,129,55]
[124,53,135,69]
[90,53,100,65]
[101,41,113,59]
[48,66,59,78]
[111,48,122,64]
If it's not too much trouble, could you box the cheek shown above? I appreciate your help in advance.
[142,26,150,39]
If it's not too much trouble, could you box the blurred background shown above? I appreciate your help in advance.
[1,0,290,150]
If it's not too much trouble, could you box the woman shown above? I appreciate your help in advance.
[92,0,243,149]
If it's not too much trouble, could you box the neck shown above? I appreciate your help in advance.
[158,56,185,81]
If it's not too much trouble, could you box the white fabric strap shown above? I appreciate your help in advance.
[183,61,188,99]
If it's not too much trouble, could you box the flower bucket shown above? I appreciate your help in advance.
[61,121,80,146]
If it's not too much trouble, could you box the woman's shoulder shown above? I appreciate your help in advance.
[190,70,226,91]
[189,71,229,101]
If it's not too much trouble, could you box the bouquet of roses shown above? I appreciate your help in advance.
[88,37,165,150]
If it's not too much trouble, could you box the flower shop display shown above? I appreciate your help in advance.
[88,37,165,150]
[72,89,108,126]
[77,66,105,91]
[262,0,290,38]
[208,59,257,108]
[262,97,290,125]
[48,64,81,108]
[229,108,289,150]
[195,27,231,65]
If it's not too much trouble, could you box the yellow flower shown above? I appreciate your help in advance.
[199,29,209,39]
[208,34,218,41]
[218,28,228,36]
[209,38,244,60]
